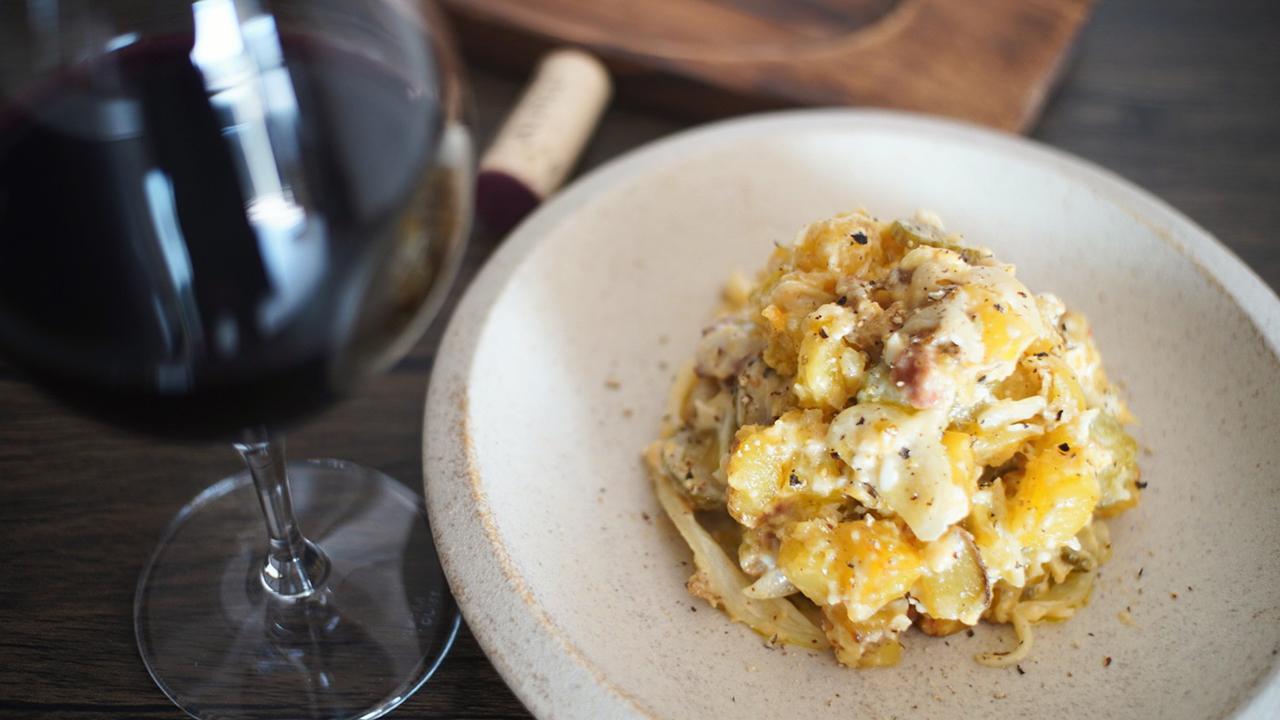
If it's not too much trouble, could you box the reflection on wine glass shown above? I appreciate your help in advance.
[0,1,472,718]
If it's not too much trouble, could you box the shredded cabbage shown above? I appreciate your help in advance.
[976,559,1096,666]
[651,456,827,649]
[743,568,797,599]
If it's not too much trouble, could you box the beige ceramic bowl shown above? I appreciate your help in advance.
[425,110,1280,720]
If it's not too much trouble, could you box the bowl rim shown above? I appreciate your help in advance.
[423,108,1280,720]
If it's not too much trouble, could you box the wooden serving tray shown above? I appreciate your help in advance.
[440,0,1093,133]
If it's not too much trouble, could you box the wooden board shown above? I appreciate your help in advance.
[440,0,1093,133]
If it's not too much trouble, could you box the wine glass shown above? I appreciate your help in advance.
[0,1,472,718]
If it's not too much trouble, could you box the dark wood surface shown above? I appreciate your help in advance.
[1,0,1277,717]
[440,0,1092,132]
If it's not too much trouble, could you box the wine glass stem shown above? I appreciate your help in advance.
[234,433,329,599]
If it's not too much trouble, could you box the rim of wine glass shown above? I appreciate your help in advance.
[132,460,462,720]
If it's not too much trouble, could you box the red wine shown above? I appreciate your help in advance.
[0,32,466,438]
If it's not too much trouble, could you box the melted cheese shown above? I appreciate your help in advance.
[828,403,968,542]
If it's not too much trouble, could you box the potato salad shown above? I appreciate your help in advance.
[646,209,1140,667]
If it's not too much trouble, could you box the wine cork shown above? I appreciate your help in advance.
[476,49,612,233]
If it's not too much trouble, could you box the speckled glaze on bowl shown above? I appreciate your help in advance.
[424,110,1280,720]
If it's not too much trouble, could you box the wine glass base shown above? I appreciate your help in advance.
[134,459,459,720]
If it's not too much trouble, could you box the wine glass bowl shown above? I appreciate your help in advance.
[0,2,472,718]
[0,0,471,439]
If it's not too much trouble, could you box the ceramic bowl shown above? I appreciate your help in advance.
[425,110,1280,720]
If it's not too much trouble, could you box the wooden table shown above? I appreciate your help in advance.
[1,0,1276,717]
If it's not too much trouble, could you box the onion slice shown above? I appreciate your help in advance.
[650,450,827,649]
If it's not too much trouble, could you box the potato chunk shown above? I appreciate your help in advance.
[778,518,923,622]
[912,527,991,625]
[1006,427,1100,551]
[792,303,867,411]
[823,598,911,668]
[969,284,1041,369]
[1090,411,1142,516]
[726,409,847,527]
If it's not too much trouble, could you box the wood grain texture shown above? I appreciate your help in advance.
[441,0,1094,132]
[1,0,1278,717]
